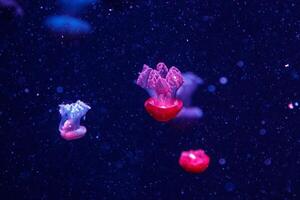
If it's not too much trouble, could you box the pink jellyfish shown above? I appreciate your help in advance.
[179,149,210,173]
[143,71,203,121]
[136,62,184,122]
[59,100,91,140]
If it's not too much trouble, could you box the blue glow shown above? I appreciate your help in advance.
[45,15,91,34]
[59,0,97,11]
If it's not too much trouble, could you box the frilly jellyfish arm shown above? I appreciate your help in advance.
[58,100,91,140]
[136,63,183,99]
[136,64,153,88]
[166,66,184,96]
[136,62,184,122]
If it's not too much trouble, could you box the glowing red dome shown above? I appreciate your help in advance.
[144,97,183,122]
[179,149,210,173]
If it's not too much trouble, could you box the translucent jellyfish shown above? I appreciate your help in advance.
[176,72,203,120]
[58,0,97,13]
[136,62,184,122]
[179,149,210,173]
[0,0,23,16]
[59,100,91,141]
[45,15,91,35]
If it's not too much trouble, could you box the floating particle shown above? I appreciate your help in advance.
[24,88,30,93]
[224,182,236,192]
[264,158,272,166]
[284,64,289,68]
[236,60,244,67]
[219,76,228,85]
[259,128,267,136]
[219,158,226,165]
[56,86,64,93]
[207,85,216,93]
[288,103,294,109]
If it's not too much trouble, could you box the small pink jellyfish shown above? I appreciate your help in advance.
[179,149,210,173]
[143,71,203,121]
[136,62,184,122]
[58,100,91,140]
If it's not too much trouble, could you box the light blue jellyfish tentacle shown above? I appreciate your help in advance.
[58,100,91,131]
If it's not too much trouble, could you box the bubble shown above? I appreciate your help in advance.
[259,128,267,136]
[219,158,226,165]
[56,86,64,93]
[219,77,228,85]
[264,158,272,166]
[224,182,236,192]
[207,85,216,93]
[236,60,244,67]
[24,88,30,93]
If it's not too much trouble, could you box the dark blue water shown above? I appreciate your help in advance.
[0,1,299,199]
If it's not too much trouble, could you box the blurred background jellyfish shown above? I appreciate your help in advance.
[175,72,204,120]
[136,62,184,122]
[45,15,91,35]
[0,0,23,17]
[59,100,91,141]
[58,0,97,14]
[44,0,97,36]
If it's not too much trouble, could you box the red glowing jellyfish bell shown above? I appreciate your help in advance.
[136,62,184,122]
[179,149,210,173]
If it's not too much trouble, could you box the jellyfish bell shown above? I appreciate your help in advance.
[58,0,97,14]
[179,149,210,173]
[59,119,87,140]
[44,15,91,37]
[0,0,23,18]
[144,97,183,122]
[58,100,91,141]
[137,62,184,122]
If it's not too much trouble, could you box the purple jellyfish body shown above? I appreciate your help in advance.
[59,100,91,140]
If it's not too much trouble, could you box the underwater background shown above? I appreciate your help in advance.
[0,0,299,199]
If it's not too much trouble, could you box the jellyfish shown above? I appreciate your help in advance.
[143,71,203,121]
[179,149,210,173]
[58,0,97,14]
[0,0,23,17]
[59,100,91,140]
[176,72,203,120]
[44,15,91,35]
[136,62,184,122]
